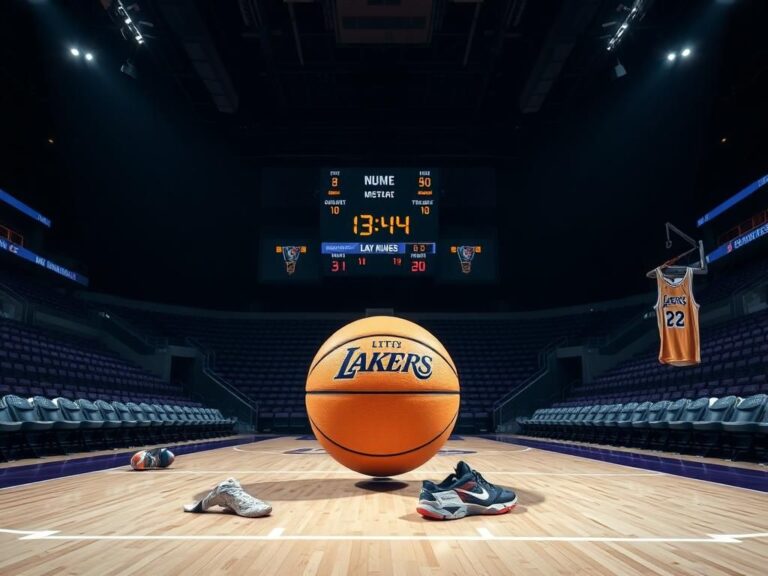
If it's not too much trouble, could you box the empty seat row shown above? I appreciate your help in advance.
[0,394,237,460]
[517,394,768,460]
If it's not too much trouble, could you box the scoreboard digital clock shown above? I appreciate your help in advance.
[320,168,439,276]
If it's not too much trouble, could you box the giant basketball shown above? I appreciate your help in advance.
[305,316,460,476]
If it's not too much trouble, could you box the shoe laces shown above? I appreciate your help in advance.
[472,469,491,489]
[223,483,261,509]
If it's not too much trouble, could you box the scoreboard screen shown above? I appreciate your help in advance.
[320,168,439,276]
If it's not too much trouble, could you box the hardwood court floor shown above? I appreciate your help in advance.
[0,436,766,576]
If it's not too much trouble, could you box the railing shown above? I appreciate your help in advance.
[584,309,653,354]
[95,310,161,354]
[492,337,567,429]
[186,336,260,431]
[0,280,29,322]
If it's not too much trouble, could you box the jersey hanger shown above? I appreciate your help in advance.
[645,222,708,279]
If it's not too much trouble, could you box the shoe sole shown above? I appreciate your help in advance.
[416,497,517,520]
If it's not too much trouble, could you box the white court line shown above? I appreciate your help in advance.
[268,527,285,539]
[231,446,533,455]
[476,527,495,539]
[104,469,663,477]
[1,528,767,544]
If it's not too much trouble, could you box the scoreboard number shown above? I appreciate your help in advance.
[320,168,438,276]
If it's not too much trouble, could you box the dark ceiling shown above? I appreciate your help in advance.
[0,0,765,311]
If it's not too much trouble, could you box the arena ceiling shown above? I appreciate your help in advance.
[85,0,678,158]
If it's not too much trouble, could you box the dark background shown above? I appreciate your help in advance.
[0,0,765,311]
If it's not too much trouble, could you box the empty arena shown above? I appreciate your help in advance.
[1,0,767,575]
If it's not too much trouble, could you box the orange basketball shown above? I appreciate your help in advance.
[306,316,460,477]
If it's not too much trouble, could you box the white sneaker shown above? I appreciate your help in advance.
[184,478,272,518]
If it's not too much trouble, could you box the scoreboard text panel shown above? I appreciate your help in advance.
[320,168,439,276]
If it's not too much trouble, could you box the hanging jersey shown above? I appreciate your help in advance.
[654,267,701,366]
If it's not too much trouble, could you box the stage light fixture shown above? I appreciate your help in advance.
[70,47,80,57]
[85,52,94,62]
[681,47,692,58]
[116,0,146,46]
[605,0,647,52]
[667,52,677,62]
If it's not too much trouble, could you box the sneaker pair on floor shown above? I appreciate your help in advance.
[183,462,513,521]
[417,461,517,520]
[184,478,272,518]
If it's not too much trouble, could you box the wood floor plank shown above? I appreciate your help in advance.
[0,437,766,575]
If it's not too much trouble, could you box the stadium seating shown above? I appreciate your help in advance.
[518,394,768,460]
[0,262,90,320]
[0,393,236,461]
[0,317,190,405]
[567,308,768,405]
[88,305,644,432]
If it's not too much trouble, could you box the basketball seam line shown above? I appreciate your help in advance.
[306,391,460,395]
[308,410,458,458]
[307,334,458,378]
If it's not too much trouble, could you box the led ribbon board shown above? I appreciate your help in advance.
[705,223,768,264]
[697,174,768,227]
[0,188,52,228]
[0,238,88,286]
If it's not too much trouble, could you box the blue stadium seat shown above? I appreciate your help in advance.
[648,398,689,430]
[3,395,54,432]
[89,399,124,429]
[667,398,710,431]
[125,402,152,429]
[667,397,712,452]
[691,395,739,455]
[32,396,81,431]
[55,398,104,430]
[0,397,22,461]
[722,394,768,435]
[3,394,56,456]
[722,394,768,458]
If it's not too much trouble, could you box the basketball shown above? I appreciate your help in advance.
[130,450,150,470]
[305,316,460,476]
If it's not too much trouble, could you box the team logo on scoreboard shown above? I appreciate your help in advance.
[276,245,307,275]
[451,245,482,274]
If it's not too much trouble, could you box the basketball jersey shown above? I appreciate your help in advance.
[654,267,701,366]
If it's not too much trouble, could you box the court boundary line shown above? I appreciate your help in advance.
[1,527,767,545]
[231,445,533,455]
[104,469,663,477]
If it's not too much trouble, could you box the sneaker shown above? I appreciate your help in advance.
[417,461,517,520]
[184,478,272,518]
[130,449,160,470]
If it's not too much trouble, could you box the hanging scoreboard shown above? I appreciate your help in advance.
[320,168,439,276]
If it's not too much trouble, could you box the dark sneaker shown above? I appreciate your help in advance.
[417,461,517,520]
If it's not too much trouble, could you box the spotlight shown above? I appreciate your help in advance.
[667,52,677,62]
[681,47,692,58]
[84,52,94,62]
[70,47,80,57]
[720,137,728,144]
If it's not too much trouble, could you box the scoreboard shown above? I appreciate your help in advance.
[320,168,439,276]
